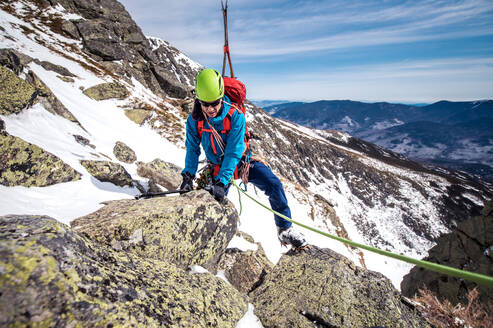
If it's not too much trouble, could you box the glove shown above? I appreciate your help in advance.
[211,181,226,202]
[180,172,194,192]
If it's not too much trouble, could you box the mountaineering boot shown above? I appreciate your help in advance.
[277,226,307,248]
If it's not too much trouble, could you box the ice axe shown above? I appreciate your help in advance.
[134,189,188,200]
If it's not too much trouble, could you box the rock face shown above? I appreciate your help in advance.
[71,190,238,273]
[0,130,81,187]
[0,214,247,327]
[251,246,431,328]
[401,200,493,305]
[136,158,182,191]
[113,141,137,163]
[37,0,198,98]
[83,82,128,100]
[79,159,133,187]
[0,65,36,115]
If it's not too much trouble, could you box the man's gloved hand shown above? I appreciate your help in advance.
[211,180,226,202]
[180,172,194,192]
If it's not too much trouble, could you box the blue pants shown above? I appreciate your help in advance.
[242,161,292,229]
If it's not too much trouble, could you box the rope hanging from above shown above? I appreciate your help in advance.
[221,0,235,78]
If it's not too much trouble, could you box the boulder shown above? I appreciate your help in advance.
[251,246,431,328]
[136,158,182,191]
[401,200,493,305]
[83,82,128,100]
[113,141,137,163]
[0,130,81,187]
[0,214,247,327]
[0,65,36,115]
[71,190,238,273]
[79,159,133,187]
[218,237,274,294]
[124,108,153,125]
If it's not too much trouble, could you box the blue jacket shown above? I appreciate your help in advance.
[182,96,246,185]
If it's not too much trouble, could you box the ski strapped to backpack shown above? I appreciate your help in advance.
[197,77,252,183]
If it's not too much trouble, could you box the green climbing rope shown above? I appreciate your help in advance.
[231,180,493,287]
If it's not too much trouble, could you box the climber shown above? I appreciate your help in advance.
[179,68,307,248]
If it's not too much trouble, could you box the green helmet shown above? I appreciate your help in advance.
[195,69,224,102]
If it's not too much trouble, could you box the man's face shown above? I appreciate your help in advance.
[200,99,222,118]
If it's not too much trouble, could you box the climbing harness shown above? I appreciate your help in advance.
[231,180,493,287]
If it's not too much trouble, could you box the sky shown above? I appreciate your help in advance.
[118,0,493,103]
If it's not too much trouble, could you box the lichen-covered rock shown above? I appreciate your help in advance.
[0,215,248,327]
[71,190,238,273]
[251,246,431,328]
[113,141,137,163]
[83,82,128,100]
[218,239,274,294]
[124,108,152,125]
[0,131,81,187]
[26,71,80,123]
[80,159,133,187]
[136,158,182,191]
[0,65,36,115]
[401,200,493,305]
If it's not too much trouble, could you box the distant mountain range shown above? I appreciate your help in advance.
[266,100,493,181]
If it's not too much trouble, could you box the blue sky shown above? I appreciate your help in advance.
[119,0,493,103]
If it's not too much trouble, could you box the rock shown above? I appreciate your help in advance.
[79,160,133,187]
[0,215,247,327]
[0,131,81,187]
[124,108,152,125]
[60,20,80,39]
[113,141,137,163]
[0,65,36,115]
[0,48,34,75]
[251,246,431,328]
[37,60,76,77]
[77,19,127,61]
[136,158,182,191]
[26,71,80,123]
[83,82,128,100]
[73,134,95,148]
[57,75,74,83]
[218,239,274,294]
[71,190,238,273]
[401,200,493,305]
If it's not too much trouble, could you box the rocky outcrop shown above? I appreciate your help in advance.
[27,0,197,98]
[136,158,182,191]
[26,71,80,123]
[0,214,247,327]
[79,159,133,187]
[401,200,493,305]
[0,130,81,187]
[251,246,431,328]
[0,65,36,115]
[83,82,128,100]
[113,141,137,163]
[0,49,80,124]
[71,190,238,273]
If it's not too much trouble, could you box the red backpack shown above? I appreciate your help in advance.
[197,77,251,158]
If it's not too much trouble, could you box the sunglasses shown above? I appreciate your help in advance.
[199,99,222,107]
